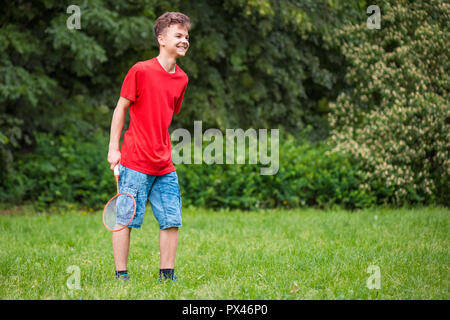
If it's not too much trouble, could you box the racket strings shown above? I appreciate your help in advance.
[103,193,135,230]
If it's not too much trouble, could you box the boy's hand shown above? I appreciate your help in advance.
[108,148,121,171]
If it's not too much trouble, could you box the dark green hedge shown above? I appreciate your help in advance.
[0,128,374,211]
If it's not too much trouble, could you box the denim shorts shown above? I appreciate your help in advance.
[117,164,182,230]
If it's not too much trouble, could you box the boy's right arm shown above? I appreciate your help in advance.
[107,97,131,170]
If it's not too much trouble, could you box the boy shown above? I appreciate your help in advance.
[107,12,190,281]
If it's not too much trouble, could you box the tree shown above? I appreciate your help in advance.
[327,0,449,205]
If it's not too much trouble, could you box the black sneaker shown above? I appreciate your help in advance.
[158,272,177,283]
[115,271,130,280]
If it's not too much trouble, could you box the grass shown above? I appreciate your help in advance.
[0,206,448,300]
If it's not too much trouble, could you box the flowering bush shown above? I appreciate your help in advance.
[327,0,449,206]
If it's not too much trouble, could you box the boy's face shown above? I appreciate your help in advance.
[159,24,190,58]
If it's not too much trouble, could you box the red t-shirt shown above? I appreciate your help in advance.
[119,57,188,175]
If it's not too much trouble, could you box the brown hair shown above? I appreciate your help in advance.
[154,12,191,40]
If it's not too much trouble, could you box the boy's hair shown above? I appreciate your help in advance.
[154,12,191,41]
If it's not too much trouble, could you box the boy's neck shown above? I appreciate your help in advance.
[156,53,177,73]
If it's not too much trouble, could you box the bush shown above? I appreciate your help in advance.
[176,130,375,210]
[1,129,374,211]
[327,0,449,206]
[0,130,114,210]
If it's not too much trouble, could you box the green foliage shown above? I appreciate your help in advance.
[327,0,449,206]
[0,0,358,179]
[176,130,374,210]
[1,129,373,210]
[0,129,113,210]
[174,0,360,141]
[0,0,159,183]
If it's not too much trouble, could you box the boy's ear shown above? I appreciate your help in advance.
[157,34,165,47]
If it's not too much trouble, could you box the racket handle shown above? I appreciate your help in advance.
[114,165,120,176]
[114,165,120,194]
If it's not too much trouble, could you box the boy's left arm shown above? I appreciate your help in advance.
[174,83,187,114]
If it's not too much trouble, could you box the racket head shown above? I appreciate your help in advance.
[102,191,136,232]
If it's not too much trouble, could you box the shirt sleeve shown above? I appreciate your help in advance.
[120,63,141,102]
[174,82,188,114]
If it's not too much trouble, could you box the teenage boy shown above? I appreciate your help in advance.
[107,12,190,281]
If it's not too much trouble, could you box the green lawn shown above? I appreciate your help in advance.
[0,206,448,299]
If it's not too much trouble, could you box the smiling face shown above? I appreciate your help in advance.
[158,24,190,58]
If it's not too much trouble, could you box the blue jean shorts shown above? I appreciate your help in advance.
[117,164,182,230]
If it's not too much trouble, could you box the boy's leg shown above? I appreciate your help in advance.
[148,171,182,279]
[112,227,132,271]
[112,164,152,277]
[159,227,179,269]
